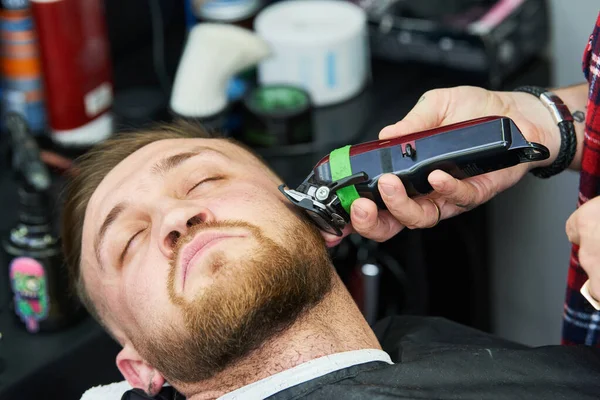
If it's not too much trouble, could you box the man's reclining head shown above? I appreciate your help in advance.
[61,121,378,397]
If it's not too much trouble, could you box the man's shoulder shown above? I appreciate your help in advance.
[372,315,600,374]
[269,316,600,400]
[372,315,527,362]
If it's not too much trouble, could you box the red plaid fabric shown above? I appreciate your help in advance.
[561,11,600,346]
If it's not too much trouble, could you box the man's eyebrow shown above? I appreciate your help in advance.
[94,202,127,269]
[150,146,225,176]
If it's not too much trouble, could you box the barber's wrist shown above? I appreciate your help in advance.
[511,86,576,178]
[528,94,563,171]
[501,91,562,170]
[550,84,588,170]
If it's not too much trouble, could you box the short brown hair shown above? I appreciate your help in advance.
[61,120,216,330]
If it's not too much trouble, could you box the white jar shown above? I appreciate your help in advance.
[254,0,370,107]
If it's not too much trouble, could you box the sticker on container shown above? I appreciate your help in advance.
[84,82,113,117]
[9,257,49,333]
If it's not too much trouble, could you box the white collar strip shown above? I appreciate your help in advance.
[220,349,393,400]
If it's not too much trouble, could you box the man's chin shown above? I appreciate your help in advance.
[185,252,229,295]
[171,237,259,302]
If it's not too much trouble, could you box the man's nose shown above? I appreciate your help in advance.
[158,206,216,257]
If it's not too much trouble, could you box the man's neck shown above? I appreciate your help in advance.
[183,277,382,399]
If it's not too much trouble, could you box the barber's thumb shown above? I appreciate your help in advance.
[350,198,378,227]
[379,91,445,140]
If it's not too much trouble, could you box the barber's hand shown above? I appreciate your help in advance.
[566,196,600,307]
[346,86,561,242]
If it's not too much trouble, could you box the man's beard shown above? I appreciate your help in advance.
[130,215,333,385]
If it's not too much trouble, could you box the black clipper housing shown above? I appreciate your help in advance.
[279,116,549,236]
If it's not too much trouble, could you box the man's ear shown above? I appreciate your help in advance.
[116,343,166,396]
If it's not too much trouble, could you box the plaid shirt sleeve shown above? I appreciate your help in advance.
[561,11,600,346]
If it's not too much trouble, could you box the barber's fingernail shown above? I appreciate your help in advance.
[353,205,368,219]
[381,183,396,197]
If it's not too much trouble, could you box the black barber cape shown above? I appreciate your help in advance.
[123,316,600,400]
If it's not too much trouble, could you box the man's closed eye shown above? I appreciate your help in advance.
[120,230,144,264]
[186,176,224,196]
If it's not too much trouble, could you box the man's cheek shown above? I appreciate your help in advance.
[210,187,270,219]
[124,276,155,313]
[209,189,292,238]
[122,258,169,311]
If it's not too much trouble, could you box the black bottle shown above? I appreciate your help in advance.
[2,112,83,333]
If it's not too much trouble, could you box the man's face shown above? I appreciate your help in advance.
[81,138,333,384]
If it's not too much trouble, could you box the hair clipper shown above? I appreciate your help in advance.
[279,116,549,236]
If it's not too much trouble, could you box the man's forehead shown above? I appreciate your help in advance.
[89,138,227,207]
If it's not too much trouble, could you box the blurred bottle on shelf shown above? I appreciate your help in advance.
[0,0,47,136]
[30,0,114,148]
[2,112,84,333]
[182,0,270,136]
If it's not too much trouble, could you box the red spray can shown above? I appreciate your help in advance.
[30,0,113,147]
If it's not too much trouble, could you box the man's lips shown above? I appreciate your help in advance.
[180,231,246,290]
